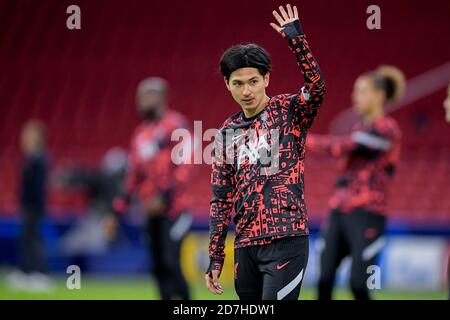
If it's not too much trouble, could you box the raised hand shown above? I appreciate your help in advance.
[270,4,299,33]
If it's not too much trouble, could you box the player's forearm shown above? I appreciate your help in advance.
[208,233,228,274]
[281,21,326,99]
[307,133,354,158]
[208,235,227,275]
[208,199,233,274]
[351,131,392,151]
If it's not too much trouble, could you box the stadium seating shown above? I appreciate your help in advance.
[0,0,449,225]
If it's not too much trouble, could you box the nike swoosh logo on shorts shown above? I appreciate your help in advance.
[276,261,290,270]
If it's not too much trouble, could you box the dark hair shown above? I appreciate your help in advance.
[220,44,272,82]
[364,65,406,104]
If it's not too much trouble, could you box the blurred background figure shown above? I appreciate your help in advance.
[444,84,450,299]
[444,84,450,123]
[7,120,53,292]
[307,66,405,300]
[113,77,193,300]
[56,147,128,269]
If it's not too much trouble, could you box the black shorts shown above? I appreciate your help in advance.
[234,235,309,300]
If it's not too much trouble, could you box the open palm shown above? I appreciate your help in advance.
[270,4,299,33]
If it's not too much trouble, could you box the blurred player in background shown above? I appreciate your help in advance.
[206,4,326,300]
[7,120,52,292]
[443,84,450,299]
[444,84,450,123]
[114,77,192,300]
[307,66,405,300]
[57,147,127,268]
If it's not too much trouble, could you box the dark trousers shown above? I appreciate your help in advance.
[145,215,190,300]
[20,208,46,274]
[317,208,386,300]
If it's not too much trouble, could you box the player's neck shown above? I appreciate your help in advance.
[142,107,166,123]
[363,107,384,124]
[242,95,270,119]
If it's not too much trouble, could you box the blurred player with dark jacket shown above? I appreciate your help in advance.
[114,77,192,300]
[307,66,405,300]
[8,120,52,292]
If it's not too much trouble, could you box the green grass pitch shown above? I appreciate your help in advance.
[0,274,446,300]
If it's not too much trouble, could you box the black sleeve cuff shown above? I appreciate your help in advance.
[206,259,224,276]
[281,20,304,39]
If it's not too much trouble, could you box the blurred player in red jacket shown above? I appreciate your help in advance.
[307,66,405,300]
[115,77,192,299]
[444,84,450,123]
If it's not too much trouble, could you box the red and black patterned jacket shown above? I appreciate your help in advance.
[208,21,326,273]
[306,116,401,214]
[125,109,192,220]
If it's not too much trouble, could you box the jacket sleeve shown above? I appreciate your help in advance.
[306,133,355,158]
[281,20,326,128]
[207,130,236,275]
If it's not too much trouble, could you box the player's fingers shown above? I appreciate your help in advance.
[213,282,223,294]
[279,6,289,20]
[293,5,298,19]
[205,274,212,291]
[204,274,210,287]
[205,274,215,293]
[286,4,293,18]
[212,271,223,294]
[205,275,219,294]
[270,23,282,33]
[213,279,222,291]
[272,10,284,26]
[212,271,219,286]
[210,286,220,294]
[210,286,219,294]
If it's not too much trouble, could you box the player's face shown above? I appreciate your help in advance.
[136,90,166,119]
[443,86,450,123]
[21,126,43,154]
[352,76,384,116]
[225,68,269,115]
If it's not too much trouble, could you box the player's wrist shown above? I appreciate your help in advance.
[281,20,304,39]
[206,258,223,276]
[282,20,305,38]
